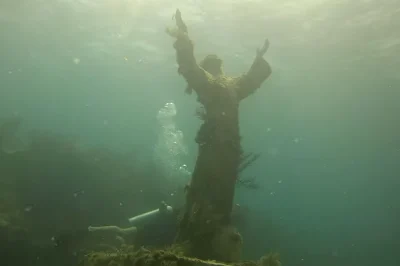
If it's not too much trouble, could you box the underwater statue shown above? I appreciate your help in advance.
[166,9,272,261]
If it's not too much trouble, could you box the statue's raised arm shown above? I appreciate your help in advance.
[166,9,211,98]
[235,39,272,101]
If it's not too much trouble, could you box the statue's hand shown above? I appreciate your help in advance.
[256,38,270,58]
[174,9,187,33]
[174,9,182,24]
[166,9,189,39]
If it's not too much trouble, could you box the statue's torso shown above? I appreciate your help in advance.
[196,75,241,147]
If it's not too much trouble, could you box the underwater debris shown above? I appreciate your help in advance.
[88,225,137,236]
[236,176,259,189]
[238,152,261,174]
[236,152,262,189]
[128,201,174,225]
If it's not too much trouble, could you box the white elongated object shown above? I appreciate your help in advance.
[88,225,137,235]
[128,201,173,225]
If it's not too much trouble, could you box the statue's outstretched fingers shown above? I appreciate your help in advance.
[256,38,270,57]
[175,9,188,33]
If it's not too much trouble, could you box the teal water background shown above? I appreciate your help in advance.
[1,1,399,265]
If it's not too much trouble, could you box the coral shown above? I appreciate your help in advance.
[259,253,281,266]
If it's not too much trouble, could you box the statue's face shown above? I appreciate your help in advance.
[201,55,223,76]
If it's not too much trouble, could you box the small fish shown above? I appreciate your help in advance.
[73,190,85,198]
[24,204,34,212]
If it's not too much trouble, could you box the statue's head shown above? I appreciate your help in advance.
[200,54,223,76]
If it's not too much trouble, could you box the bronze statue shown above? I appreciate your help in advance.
[166,9,272,261]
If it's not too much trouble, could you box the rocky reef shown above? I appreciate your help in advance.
[80,246,281,266]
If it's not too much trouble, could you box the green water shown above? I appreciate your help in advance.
[1,1,399,265]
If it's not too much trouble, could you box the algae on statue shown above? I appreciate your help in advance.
[166,9,272,261]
